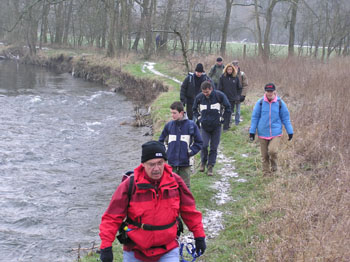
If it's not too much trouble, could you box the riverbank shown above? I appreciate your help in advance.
[3,45,349,261]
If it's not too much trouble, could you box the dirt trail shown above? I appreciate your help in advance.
[142,62,248,242]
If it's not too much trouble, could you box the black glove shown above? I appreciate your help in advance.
[249,133,255,141]
[288,134,293,141]
[240,95,246,102]
[195,237,206,256]
[100,246,113,262]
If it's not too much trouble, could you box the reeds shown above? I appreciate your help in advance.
[240,56,350,261]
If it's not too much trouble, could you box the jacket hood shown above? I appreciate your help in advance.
[223,63,237,77]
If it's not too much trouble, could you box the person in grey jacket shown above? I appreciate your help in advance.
[208,57,224,89]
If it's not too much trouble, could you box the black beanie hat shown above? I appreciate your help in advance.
[216,57,223,62]
[195,63,204,73]
[264,83,276,91]
[141,141,167,163]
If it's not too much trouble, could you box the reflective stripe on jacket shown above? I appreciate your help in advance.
[159,116,202,167]
[193,90,231,132]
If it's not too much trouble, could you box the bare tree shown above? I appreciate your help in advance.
[288,0,299,57]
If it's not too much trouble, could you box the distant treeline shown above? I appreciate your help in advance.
[1,0,350,62]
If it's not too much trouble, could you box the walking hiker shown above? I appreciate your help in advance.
[193,81,231,176]
[208,57,225,89]
[218,63,242,128]
[159,101,203,189]
[249,83,294,175]
[232,60,248,125]
[180,63,212,120]
[99,141,206,262]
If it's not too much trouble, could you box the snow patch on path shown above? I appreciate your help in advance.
[142,62,182,84]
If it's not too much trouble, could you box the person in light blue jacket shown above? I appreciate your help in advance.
[249,83,293,174]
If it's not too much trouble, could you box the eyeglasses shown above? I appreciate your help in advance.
[144,159,165,169]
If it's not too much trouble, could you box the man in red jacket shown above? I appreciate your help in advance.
[99,141,206,262]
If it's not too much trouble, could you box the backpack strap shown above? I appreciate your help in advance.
[128,175,134,204]
[259,98,282,116]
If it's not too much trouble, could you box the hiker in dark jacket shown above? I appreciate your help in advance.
[208,57,225,89]
[193,81,231,176]
[218,63,242,128]
[180,63,212,120]
[159,101,203,189]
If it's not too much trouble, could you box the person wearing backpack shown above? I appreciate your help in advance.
[193,81,231,176]
[208,57,225,89]
[218,63,242,129]
[159,101,203,189]
[180,63,212,120]
[249,83,294,175]
[99,141,206,262]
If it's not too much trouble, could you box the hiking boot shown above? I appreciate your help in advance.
[199,163,205,172]
[207,165,213,176]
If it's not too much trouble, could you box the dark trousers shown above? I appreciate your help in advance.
[200,125,221,167]
[186,102,194,120]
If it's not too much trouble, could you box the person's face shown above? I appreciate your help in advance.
[142,158,165,180]
[227,67,233,75]
[233,65,239,71]
[171,109,183,121]
[202,88,212,98]
[217,61,223,66]
[195,71,203,77]
[265,90,276,101]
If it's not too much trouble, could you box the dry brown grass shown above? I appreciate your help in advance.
[231,57,350,261]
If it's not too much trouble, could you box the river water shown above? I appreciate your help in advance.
[0,60,150,261]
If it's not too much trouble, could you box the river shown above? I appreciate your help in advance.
[0,60,150,261]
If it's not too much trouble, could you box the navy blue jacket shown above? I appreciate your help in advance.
[158,115,203,167]
[192,90,231,132]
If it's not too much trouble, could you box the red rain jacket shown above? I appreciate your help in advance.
[99,163,205,261]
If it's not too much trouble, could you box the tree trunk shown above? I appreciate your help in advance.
[220,0,233,56]
[288,0,299,57]
[143,0,155,58]
[132,6,144,51]
[26,6,38,56]
[63,0,74,45]
[254,0,264,57]
[116,0,123,50]
[54,2,64,44]
[185,0,195,51]
[107,0,116,57]
[159,0,175,53]
[40,0,50,46]
[263,0,279,62]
